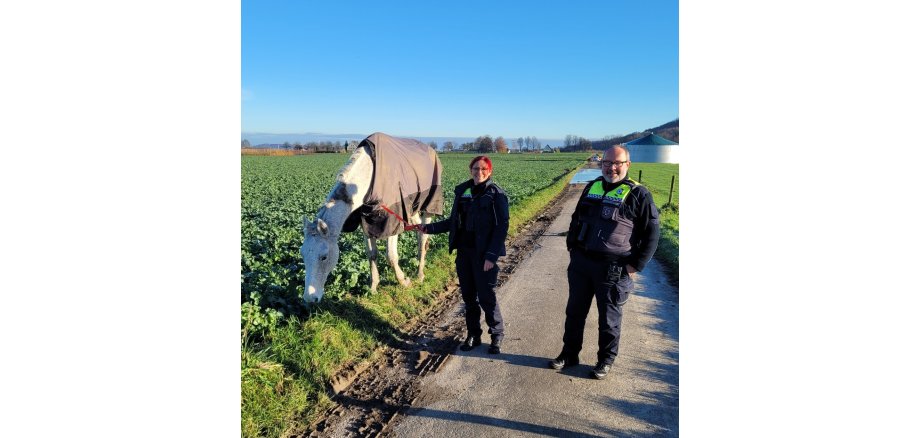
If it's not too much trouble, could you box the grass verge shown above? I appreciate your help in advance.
[655,204,679,287]
[508,168,579,238]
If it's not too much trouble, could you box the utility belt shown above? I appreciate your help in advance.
[571,247,629,287]
[572,246,629,265]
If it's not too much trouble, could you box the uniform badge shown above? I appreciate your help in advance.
[601,206,614,220]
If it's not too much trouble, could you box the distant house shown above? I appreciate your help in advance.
[623,133,678,163]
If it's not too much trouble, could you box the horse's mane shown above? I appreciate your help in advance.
[316,146,370,223]
[333,146,366,190]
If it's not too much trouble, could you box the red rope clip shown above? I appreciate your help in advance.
[379,204,409,225]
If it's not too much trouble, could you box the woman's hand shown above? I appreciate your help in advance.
[483,260,494,271]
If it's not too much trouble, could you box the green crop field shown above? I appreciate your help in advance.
[241,153,587,311]
[241,152,678,437]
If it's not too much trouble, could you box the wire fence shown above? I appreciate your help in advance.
[636,169,679,208]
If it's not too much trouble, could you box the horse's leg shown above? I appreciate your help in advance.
[386,234,411,287]
[367,236,379,292]
[416,212,431,283]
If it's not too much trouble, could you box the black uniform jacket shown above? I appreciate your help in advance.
[566,175,660,272]
[427,178,510,263]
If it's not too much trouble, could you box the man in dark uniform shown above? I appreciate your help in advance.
[549,145,660,379]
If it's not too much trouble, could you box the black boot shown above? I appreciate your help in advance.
[459,335,481,351]
[548,352,580,370]
[591,362,612,380]
[488,337,502,354]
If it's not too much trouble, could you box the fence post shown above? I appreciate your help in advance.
[638,170,642,183]
[668,175,675,206]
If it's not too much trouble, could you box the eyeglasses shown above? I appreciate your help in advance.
[470,167,489,173]
[601,160,629,168]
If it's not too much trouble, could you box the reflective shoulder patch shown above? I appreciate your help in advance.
[586,181,606,199]
[601,183,632,206]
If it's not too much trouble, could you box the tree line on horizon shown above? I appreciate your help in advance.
[556,119,679,152]
[241,119,677,154]
[440,135,545,154]
[241,135,551,154]
[241,139,354,153]
[585,119,679,152]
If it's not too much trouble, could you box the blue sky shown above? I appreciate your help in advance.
[242,1,678,143]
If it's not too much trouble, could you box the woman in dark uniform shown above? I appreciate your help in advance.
[410,156,510,354]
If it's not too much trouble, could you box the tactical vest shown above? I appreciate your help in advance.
[575,178,639,257]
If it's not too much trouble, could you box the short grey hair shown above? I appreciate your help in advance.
[606,145,630,161]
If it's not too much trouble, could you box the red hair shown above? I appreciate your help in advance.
[469,156,492,171]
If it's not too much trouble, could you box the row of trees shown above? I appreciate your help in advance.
[243,134,557,154]
[429,135,544,153]
[586,119,680,151]
[514,136,543,151]
[241,139,355,153]
[563,135,594,151]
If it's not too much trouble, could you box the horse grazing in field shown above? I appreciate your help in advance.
[301,132,444,303]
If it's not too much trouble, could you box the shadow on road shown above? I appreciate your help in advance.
[591,387,679,437]
[408,408,611,437]
[454,350,552,370]
[408,405,677,438]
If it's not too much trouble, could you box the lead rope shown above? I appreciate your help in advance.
[379,204,410,225]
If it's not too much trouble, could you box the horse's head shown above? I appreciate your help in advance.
[301,217,340,304]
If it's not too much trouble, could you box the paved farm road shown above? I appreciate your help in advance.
[387,181,679,437]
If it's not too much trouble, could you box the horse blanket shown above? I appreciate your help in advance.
[343,132,444,238]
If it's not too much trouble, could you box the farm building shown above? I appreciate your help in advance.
[623,133,679,163]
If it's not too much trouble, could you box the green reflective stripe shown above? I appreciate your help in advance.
[586,181,606,198]
[461,188,472,197]
[586,179,639,202]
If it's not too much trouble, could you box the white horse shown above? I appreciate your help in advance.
[301,145,434,303]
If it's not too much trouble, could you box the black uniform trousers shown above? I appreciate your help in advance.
[562,248,634,365]
[455,247,504,340]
